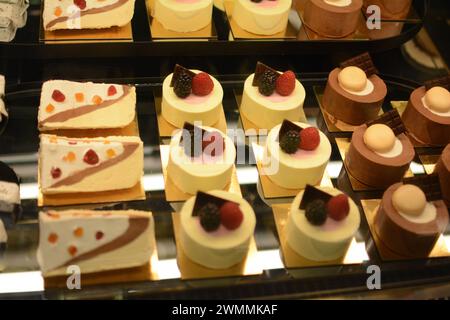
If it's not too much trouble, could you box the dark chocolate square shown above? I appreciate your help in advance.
[403,174,442,202]
[340,52,378,77]
[192,191,238,216]
[366,109,406,136]
[299,185,333,210]
[252,62,279,87]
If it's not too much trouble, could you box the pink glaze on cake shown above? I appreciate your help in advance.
[184,93,212,104]
[175,0,199,3]
[320,217,344,232]
[291,148,319,159]
[194,218,233,236]
[257,0,279,8]
[260,91,290,103]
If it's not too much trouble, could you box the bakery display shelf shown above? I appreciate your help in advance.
[0,73,449,300]
[0,0,425,60]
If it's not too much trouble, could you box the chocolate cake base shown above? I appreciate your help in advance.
[345,125,415,188]
[374,183,449,258]
[434,144,450,208]
[322,68,387,126]
[303,0,363,38]
[402,87,450,146]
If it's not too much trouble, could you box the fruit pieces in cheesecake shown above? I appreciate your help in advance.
[37,209,154,276]
[38,80,136,131]
[39,134,143,195]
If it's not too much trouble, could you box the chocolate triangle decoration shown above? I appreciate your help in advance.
[366,109,406,136]
[192,191,238,216]
[252,62,279,86]
[403,174,442,202]
[299,185,333,210]
[424,75,450,91]
[340,52,378,77]
[277,119,303,142]
[180,122,207,158]
[170,64,195,87]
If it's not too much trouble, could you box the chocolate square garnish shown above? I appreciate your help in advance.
[192,191,238,216]
[277,119,303,142]
[179,122,207,158]
[170,64,196,87]
[340,52,378,77]
[424,75,450,91]
[403,174,442,202]
[299,185,333,210]
[366,109,406,136]
[252,62,279,87]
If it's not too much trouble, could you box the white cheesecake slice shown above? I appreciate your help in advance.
[167,126,236,194]
[154,0,213,32]
[38,80,136,131]
[286,187,360,261]
[179,190,256,269]
[232,0,292,35]
[37,210,154,277]
[162,69,223,128]
[43,0,136,31]
[39,135,143,195]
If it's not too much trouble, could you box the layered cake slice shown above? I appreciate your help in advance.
[167,123,236,194]
[179,190,256,269]
[232,0,291,36]
[43,0,136,31]
[434,144,450,207]
[303,0,363,38]
[38,80,136,131]
[286,185,360,261]
[39,134,143,195]
[162,65,224,128]
[153,0,213,32]
[374,175,449,258]
[37,210,154,277]
[322,52,387,125]
[401,75,450,146]
[345,110,415,188]
[262,120,331,189]
[240,62,306,130]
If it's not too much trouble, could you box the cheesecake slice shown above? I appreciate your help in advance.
[39,134,143,195]
[37,209,154,277]
[38,80,136,131]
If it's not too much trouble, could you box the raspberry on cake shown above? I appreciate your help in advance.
[43,0,137,31]
[162,65,224,128]
[262,120,331,189]
[240,62,306,130]
[179,191,256,269]
[286,185,360,261]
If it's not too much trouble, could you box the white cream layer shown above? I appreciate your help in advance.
[339,78,375,96]
[421,96,450,117]
[240,73,306,130]
[232,0,291,35]
[374,138,403,158]
[398,202,437,224]
[286,187,360,261]
[167,126,236,194]
[262,122,331,189]
[324,0,352,7]
[161,70,223,128]
[179,190,256,269]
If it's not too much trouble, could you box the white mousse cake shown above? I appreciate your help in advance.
[286,185,360,261]
[43,0,136,31]
[154,0,213,32]
[179,190,256,269]
[38,80,136,131]
[37,210,154,277]
[162,65,224,128]
[262,120,331,189]
[240,62,306,130]
[232,0,292,35]
[39,134,143,195]
[167,123,236,195]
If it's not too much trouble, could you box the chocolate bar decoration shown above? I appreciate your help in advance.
[277,119,303,142]
[366,109,406,136]
[403,174,442,202]
[170,64,195,87]
[299,185,333,210]
[252,62,279,86]
[340,52,378,77]
[180,122,207,158]
[192,191,238,216]
[424,75,450,91]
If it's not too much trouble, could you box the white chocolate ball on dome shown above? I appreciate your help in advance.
[363,124,396,153]
[338,66,367,92]
[392,184,427,217]
[424,86,450,113]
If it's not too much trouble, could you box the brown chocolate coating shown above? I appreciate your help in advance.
[363,0,412,19]
[434,144,450,207]
[345,124,415,188]
[322,68,387,125]
[402,86,450,146]
[303,0,363,38]
[374,182,449,258]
